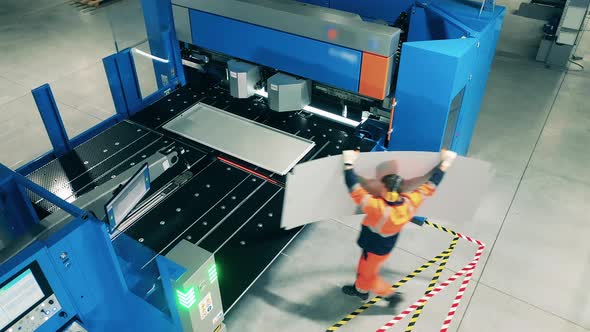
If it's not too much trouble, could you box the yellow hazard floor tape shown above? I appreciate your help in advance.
[404,237,459,332]
[325,219,476,332]
[325,234,458,332]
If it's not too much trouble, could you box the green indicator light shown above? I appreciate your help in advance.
[176,287,197,309]
[208,264,218,283]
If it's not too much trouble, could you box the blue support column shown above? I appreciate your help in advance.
[31,84,71,157]
[103,55,133,119]
[103,45,182,117]
[103,50,144,116]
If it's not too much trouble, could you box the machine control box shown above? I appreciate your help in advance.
[5,294,62,332]
[166,241,226,332]
[267,73,311,112]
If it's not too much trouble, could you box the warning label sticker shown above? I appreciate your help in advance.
[199,292,214,320]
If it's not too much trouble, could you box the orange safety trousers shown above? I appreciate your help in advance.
[355,251,394,296]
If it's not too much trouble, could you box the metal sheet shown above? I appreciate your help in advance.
[281,151,493,230]
[163,103,315,175]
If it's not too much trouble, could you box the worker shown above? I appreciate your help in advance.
[341,150,457,301]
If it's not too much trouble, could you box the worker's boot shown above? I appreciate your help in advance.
[383,292,403,307]
[341,285,369,301]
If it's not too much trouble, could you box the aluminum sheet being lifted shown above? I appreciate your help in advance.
[281,151,493,230]
[163,103,315,175]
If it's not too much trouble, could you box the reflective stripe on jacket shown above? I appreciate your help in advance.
[350,182,436,236]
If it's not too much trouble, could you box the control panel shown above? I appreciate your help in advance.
[5,294,63,332]
[0,262,65,332]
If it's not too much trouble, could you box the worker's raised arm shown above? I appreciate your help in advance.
[343,150,366,203]
[391,150,457,225]
[343,151,385,214]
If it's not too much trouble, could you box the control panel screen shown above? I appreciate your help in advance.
[0,263,51,331]
[105,163,151,232]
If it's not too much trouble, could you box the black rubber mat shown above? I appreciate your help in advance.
[165,172,271,252]
[198,182,281,252]
[26,121,158,213]
[212,190,302,310]
[123,160,250,253]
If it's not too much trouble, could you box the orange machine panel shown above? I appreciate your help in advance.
[359,52,392,100]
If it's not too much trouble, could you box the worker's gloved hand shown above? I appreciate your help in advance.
[440,149,457,172]
[342,150,360,168]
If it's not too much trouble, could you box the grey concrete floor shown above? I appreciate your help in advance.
[0,1,589,331]
[0,0,156,168]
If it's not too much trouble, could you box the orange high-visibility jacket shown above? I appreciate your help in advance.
[349,182,436,236]
[343,164,445,237]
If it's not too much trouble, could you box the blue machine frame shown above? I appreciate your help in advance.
[297,0,505,154]
[391,0,505,155]
[1,1,190,330]
[181,0,504,155]
[17,0,504,176]
[189,9,363,92]
[0,165,186,331]
[1,1,504,330]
